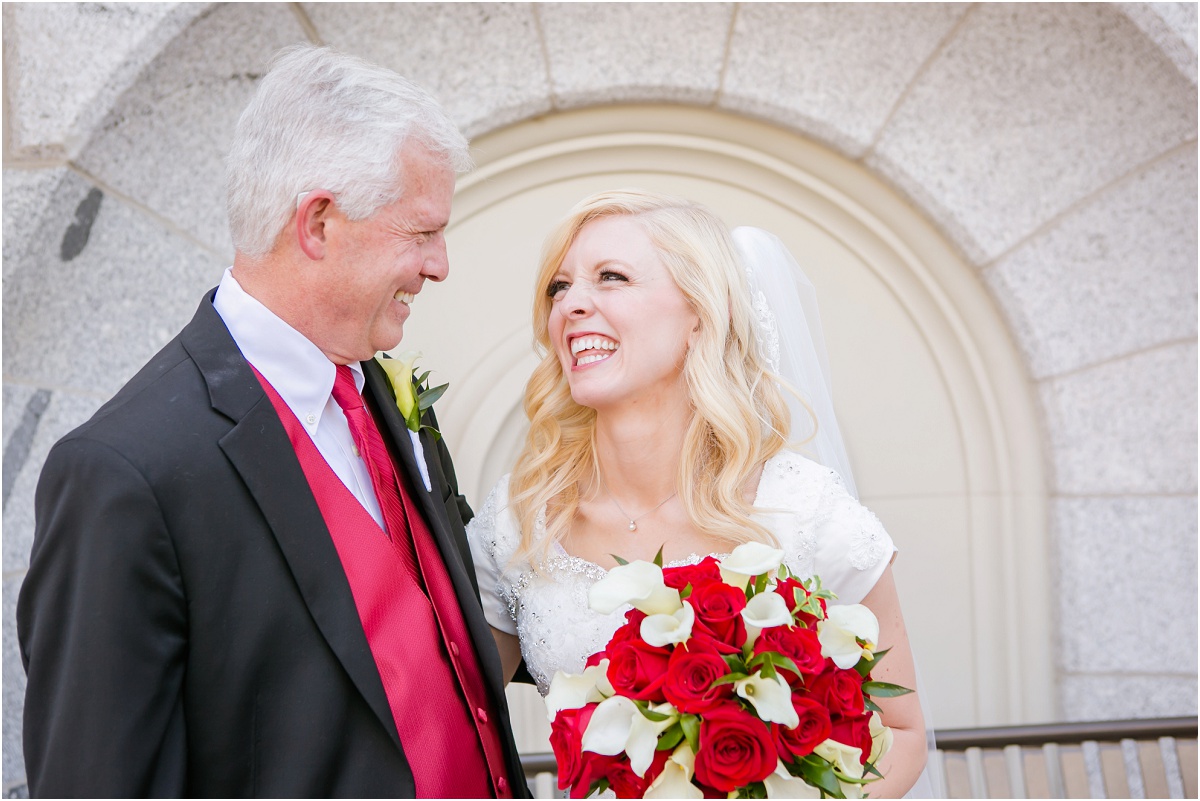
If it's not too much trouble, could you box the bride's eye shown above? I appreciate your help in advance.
[599,270,628,284]
[547,279,570,299]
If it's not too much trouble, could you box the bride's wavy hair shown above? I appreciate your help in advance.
[509,189,792,565]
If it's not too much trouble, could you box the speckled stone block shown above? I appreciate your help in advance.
[3,575,28,794]
[304,3,551,140]
[5,3,204,160]
[74,3,307,257]
[869,3,1198,263]
[1040,343,1198,494]
[2,169,68,283]
[539,2,732,108]
[721,3,968,157]
[1060,674,1197,721]
[3,390,106,574]
[1119,1,1199,81]
[986,146,1198,379]
[2,170,226,398]
[1054,496,1197,673]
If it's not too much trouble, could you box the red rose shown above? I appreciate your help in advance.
[662,637,734,713]
[752,625,824,685]
[831,712,874,765]
[687,580,748,647]
[663,556,722,591]
[572,753,621,799]
[773,695,832,761]
[606,638,671,701]
[808,661,865,717]
[603,756,649,799]
[693,703,777,792]
[550,704,597,790]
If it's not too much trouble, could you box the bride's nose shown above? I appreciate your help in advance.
[561,283,594,317]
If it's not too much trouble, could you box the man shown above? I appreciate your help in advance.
[18,44,527,798]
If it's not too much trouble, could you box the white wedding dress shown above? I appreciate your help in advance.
[467,449,896,695]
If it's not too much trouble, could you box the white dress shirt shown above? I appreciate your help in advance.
[213,268,432,531]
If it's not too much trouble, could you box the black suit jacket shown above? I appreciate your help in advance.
[17,292,529,798]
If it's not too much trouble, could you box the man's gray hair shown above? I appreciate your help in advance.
[225,44,471,257]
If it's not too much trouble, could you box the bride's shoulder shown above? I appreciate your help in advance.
[467,473,523,564]
[757,448,849,512]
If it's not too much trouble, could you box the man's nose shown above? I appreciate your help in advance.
[421,236,449,282]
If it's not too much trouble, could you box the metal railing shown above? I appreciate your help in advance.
[521,716,1198,798]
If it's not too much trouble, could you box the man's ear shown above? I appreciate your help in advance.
[295,190,336,260]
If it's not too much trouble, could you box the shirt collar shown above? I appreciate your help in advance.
[212,267,364,431]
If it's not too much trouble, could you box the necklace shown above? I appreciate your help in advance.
[599,474,677,533]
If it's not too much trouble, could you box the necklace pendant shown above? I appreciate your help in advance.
[628,520,637,532]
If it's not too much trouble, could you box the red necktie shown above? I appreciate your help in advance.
[330,364,424,590]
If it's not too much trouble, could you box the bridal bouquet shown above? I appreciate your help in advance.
[545,543,910,799]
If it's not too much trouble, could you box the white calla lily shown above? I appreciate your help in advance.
[580,696,678,778]
[589,561,683,615]
[735,671,799,728]
[581,695,638,755]
[818,604,880,669]
[718,542,786,586]
[764,760,822,799]
[641,601,695,647]
[814,738,865,780]
[627,702,678,777]
[645,744,703,799]
[868,711,893,763]
[741,591,794,648]
[545,660,612,721]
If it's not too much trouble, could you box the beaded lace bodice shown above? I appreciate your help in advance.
[467,450,894,696]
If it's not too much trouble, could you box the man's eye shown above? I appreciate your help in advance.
[547,280,569,298]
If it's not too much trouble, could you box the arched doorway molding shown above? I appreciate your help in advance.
[410,105,1051,730]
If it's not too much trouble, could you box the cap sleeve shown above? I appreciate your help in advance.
[810,468,896,605]
[466,474,522,636]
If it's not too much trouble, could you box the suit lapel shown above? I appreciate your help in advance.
[180,295,402,750]
[363,359,516,720]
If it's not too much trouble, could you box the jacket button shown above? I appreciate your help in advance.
[449,641,459,657]
[476,707,488,723]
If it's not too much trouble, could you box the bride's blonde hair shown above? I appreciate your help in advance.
[509,189,792,565]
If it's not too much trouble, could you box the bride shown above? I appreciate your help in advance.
[468,189,928,797]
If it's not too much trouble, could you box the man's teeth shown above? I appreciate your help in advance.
[570,336,618,355]
[394,291,414,303]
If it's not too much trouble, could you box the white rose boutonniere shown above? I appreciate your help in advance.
[375,351,448,440]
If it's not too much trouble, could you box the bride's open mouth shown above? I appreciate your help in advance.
[570,334,619,368]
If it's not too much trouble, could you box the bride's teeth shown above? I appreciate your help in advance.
[570,336,618,355]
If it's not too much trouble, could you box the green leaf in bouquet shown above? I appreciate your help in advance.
[863,761,883,779]
[796,755,845,798]
[680,582,693,600]
[417,382,449,410]
[754,572,769,595]
[722,654,748,674]
[634,700,673,722]
[653,545,665,568]
[864,697,882,714]
[744,576,757,598]
[680,714,700,754]
[862,680,913,698]
[777,564,788,581]
[656,725,684,751]
[738,782,769,799]
[710,672,749,687]
[854,647,888,678]
[610,554,630,566]
[586,777,610,798]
